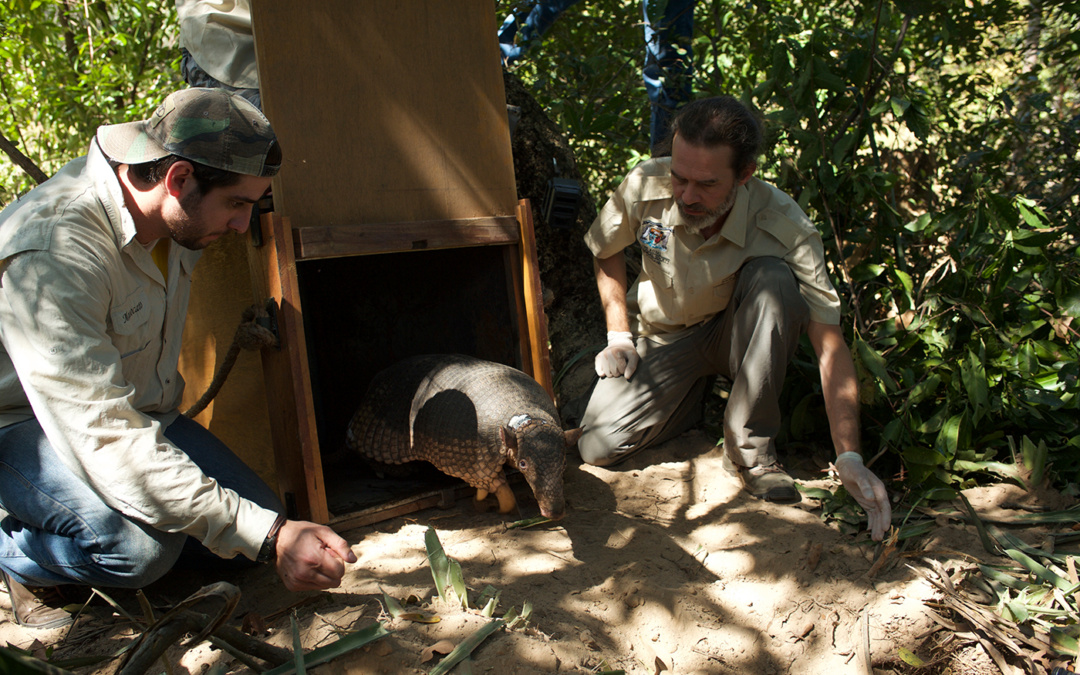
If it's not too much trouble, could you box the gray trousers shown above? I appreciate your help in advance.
[578,257,811,468]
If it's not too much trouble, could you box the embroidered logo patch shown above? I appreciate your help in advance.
[639,220,671,250]
[639,219,672,264]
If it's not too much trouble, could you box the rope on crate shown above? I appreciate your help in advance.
[183,304,279,419]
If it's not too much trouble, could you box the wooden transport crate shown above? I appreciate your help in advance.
[228,0,553,526]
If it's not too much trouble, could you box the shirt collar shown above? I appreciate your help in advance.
[717,183,751,247]
[88,138,140,248]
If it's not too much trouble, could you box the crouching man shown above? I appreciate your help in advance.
[577,96,891,540]
[0,88,355,629]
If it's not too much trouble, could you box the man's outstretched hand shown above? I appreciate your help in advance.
[274,520,356,591]
[834,452,891,541]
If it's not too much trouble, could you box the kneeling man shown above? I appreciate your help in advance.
[578,96,890,540]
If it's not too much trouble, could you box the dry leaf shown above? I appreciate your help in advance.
[29,639,48,660]
[241,611,268,635]
[579,629,600,650]
[400,612,441,624]
[421,639,456,664]
[654,655,668,674]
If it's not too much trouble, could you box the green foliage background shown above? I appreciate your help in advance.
[498,0,1080,497]
[0,0,180,203]
[2,0,1079,498]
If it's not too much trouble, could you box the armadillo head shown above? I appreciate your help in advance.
[501,417,581,520]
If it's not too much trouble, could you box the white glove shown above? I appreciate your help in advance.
[594,331,639,380]
[834,452,891,541]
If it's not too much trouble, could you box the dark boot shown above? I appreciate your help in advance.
[722,454,801,504]
[2,570,75,629]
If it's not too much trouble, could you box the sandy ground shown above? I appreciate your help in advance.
[1,430,1073,674]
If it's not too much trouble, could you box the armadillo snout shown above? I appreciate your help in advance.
[529,468,566,520]
[540,500,566,520]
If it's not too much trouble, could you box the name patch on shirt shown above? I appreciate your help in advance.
[110,288,150,335]
[639,219,672,265]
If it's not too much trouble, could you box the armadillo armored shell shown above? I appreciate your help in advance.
[346,354,562,494]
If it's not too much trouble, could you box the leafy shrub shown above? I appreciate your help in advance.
[500,0,1080,495]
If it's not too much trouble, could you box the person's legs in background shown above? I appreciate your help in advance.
[643,0,696,152]
[180,47,261,110]
[498,0,583,65]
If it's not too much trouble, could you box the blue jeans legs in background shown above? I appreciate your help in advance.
[643,0,696,150]
[498,0,697,149]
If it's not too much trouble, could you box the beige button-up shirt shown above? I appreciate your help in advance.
[585,157,841,338]
[0,141,276,560]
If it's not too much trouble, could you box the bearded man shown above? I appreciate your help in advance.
[0,88,354,629]
[577,96,891,540]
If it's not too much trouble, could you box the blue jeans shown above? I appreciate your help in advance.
[0,415,281,588]
[643,0,695,151]
[498,0,696,148]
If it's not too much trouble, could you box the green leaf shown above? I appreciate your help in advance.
[425,527,451,603]
[908,373,942,406]
[1004,548,1074,591]
[920,486,958,501]
[904,213,933,232]
[507,601,532,629]
[291,614,305,675]
[1059,286,1080,318]
[903,445,951,466]
[382,591,405,618]
[796,484,834,500]
[951,460,1024,481]
[854,338,897,391]
[1020,436,1048,487]
[932,413,965,461]
[0,646,75,675]
[978,564,1031,591]
[1004,599,1029,623]
[1015,196,1050,228]
[896,520,936,540]
[429,619,505,675]
[264,622,392,675]
[898,647,925,666]
[1050,628,1079,657]
[476,585,501,618]
[849,262,885,283]
[449,558,468,608]
[961,351,990,423]
[958,492,1002,556]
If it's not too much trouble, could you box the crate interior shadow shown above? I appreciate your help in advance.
[296,245,522,516]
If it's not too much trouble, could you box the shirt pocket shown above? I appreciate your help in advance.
[640,252,674,292]
[109,288,152,359]
[756,208,808,249]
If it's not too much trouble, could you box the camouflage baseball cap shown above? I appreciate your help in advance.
[96,88,280,177]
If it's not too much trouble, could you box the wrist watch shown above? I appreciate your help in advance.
[257,514,287,564]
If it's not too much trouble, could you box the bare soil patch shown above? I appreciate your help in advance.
[4,431,1074,674]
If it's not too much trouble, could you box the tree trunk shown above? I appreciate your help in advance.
[503,71,605,411]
